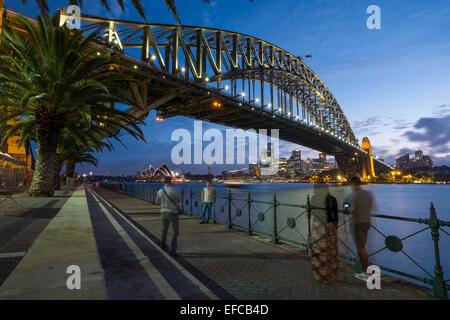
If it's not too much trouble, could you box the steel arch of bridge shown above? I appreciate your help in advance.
[58,9,358,145]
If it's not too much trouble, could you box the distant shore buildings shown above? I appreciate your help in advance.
[243,144,336,180]
[396,150,433,169]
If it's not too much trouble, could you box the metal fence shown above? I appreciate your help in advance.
[0,166,28,189]
[102,182,450,299]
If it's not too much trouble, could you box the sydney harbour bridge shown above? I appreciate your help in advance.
[4,7,393,180]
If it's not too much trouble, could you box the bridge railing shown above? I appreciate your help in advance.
[101,182,450,299]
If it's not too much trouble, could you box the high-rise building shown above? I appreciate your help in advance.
[397,150,433,169]
[415,150,423,161]
[302,158,313,175]
[396,152,410,169]
[319,153,326,168]
[287,148,302,177]
[410,149,433,168]
[421,155,433,168]
[277,158,288,176]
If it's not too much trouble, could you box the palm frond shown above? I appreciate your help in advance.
[164,0,181,25]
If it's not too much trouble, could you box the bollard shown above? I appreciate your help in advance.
[227,189,232,229]
[247,191,252,235]
[272,192,279,244]
[429,202,448,299]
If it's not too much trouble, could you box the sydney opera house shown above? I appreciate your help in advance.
[139,163,174,181]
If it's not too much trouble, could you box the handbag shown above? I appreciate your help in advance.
[161,187,181,214]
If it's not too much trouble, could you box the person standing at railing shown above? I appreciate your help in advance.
[310,184,339,283]
[344,177,374,281]
[155,177,181,256]
[200,180,216,224]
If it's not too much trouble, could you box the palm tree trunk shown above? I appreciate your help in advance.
[66,160,75,178]
[53,160,62,190]
[28,125,59,197]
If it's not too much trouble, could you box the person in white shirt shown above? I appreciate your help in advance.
[156,177,181,255]
[200,180,216,224]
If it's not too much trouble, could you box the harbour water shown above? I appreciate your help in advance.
[129,182,450,288]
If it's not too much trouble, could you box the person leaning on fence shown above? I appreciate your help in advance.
[156,177,181,256]
[310,184,339,283]
[344,176,374,281]
[200,180,216,224]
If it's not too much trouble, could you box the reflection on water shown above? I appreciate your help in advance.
[146,182,450,288]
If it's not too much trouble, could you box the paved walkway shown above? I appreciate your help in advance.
[0,185,434,299]
[0,189,72,286]
[0,187,107,299]
[92,187,432,300]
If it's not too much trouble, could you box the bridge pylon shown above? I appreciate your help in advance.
[361,137,375,181]
[335,137,377,182]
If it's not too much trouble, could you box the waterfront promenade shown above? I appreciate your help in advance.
[0,186,433,299]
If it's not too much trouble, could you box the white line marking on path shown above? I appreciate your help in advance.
[0,251,26,259]
[89,190,182,300]
[89,187,219,300]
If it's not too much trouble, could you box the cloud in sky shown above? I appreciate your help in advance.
[350,104,450,166]
[403,115,450,155]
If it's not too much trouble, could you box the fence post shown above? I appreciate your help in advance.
[181,186,184,214]
[227,189,232,229]
[272,192,279,244]
[306,194,312,252]
[212,193,216,224]
[247,191,252,235]
[190,188,193,216]
[151,186,155,204]
[429,202,448,299]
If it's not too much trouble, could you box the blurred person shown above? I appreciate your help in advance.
[344,177,373,281]
[200,180,216,224]
[156,177,181,256]
[310,184,339,283]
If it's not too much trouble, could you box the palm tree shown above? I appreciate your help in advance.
[0,14,145,197]
[54,129,112,189]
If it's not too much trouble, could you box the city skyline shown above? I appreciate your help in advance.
[9,0,450,175]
